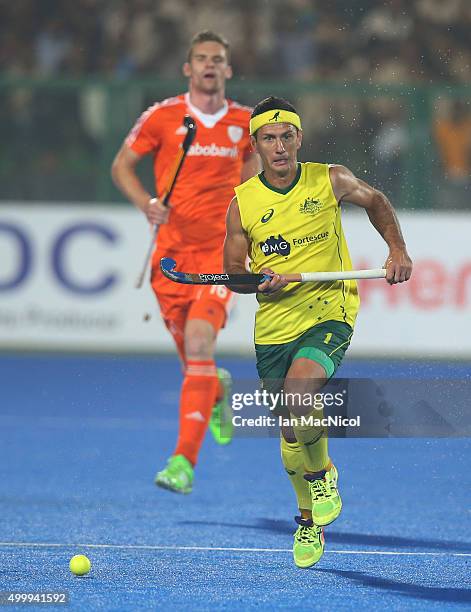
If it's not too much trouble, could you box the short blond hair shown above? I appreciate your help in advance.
[187,31,230,62]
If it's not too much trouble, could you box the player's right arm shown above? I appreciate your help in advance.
[224,197,287,294]
[111,144,170,226]
[329,164,412,285]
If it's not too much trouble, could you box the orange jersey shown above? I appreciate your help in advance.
[126,93,252,254]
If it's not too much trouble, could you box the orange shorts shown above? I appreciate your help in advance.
[150,247,234,356]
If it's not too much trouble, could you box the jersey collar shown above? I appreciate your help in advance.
[184,93,228,129]
[258,163,302,195]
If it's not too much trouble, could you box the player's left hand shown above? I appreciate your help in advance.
[257,268,288,294]
[384,248,413,284]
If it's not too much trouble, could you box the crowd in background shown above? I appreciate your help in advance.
[2,0,470,83]
[0,0,469,207]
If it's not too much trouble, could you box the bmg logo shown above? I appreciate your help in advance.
[259,234,291,257]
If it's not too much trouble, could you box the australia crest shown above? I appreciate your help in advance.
[299,197,323,215]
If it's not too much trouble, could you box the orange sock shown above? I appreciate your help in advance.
[174,359,219,466]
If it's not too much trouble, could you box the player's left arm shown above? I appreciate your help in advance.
[240,151,262,182]
[329,164,412,285]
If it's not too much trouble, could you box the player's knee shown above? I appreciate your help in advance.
[184,329,214,360]
[284,379,317,418]
[284,361,327,417]
[281,424,297,443]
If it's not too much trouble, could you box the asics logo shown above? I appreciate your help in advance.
[261,209,274,223]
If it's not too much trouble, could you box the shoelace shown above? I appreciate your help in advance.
[310,477,333,501]
[295,525,320,545]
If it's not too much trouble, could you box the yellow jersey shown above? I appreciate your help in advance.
[235,162,360,344]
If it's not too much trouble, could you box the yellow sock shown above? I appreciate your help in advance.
[291,408,330,473]
[280,436,311,512]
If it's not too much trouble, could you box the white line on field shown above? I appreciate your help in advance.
[0,542,469,557]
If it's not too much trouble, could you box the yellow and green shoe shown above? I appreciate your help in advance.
[305,464,342,526]
[154,455,193,494]
[293,516,325,568]
[209,368,233,445]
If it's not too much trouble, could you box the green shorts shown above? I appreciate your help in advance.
[255,320,353,415]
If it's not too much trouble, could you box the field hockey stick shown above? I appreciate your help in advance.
[160,257,386,285]
[135,115,197,289]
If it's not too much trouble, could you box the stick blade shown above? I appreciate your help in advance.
[160,257,193,284]
[160,257,178,278]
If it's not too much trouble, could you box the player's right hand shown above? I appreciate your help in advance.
[145,197,171,225]
[257,268,288,295]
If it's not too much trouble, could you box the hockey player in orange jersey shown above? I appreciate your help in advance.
[111,31,260,493]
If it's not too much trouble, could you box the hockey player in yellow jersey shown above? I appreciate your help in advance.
[224,96,412,569]
[235,152,360,345]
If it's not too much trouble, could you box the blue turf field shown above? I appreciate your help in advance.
[0,355,470,610]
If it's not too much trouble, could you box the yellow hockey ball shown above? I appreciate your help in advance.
[69,554,91,576]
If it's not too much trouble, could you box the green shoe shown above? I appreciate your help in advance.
[154,455,193,494]
[305,464,342,526]
[209,368,233,445]
[293,516,325,568]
